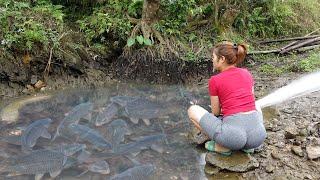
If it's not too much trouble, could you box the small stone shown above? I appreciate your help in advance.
[284,126,298,139]
[205,152,259,172]
[26,84,34,90]
[306,146,320,160]
[271,151,281,160]
[291,146,303,157]
[30,75,37,84]
[170,176,178,180]
[298,128,308,137]
[265,164,275,173]
[204,164,220,175]
[304,174,313,179]
[34,80,46,89]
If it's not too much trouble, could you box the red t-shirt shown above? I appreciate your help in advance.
[208,67,256,117]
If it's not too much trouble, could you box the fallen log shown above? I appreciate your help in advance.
[280,37,320,54]
[280,28,320,50]
[248,49,281,55]
[297,44,320,52]
[258,35,320,44]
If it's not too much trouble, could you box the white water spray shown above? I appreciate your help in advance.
[256,71,320,111]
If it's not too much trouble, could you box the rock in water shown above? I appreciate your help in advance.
[205,151,259,172]
[306,146,320,160]
[0,149,67,179]
[110,164,156,180]
[21,118,52,152]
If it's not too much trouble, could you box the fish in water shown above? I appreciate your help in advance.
[88,160,110,174]
[106,119,131,146]
[46,143,86,156]
[114,97,170,125]
[68,123,112,150]
[95,134,166,158]
[110,96,139,107]
[21,118,52,152]
[52,102,93,141]
[0,135,22,146]
[110,164,156,180]
[95,102,119,126]
[0,95,51,123]
[0,149,67,180]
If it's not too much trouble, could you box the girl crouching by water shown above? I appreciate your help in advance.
[188,42,266,155]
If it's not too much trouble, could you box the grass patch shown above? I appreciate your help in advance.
[259,64,285,75]
[296,51,320,72]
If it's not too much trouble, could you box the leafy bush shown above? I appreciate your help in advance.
[0,0,64,52]
[234,0,320,38]
[77,0,132,44]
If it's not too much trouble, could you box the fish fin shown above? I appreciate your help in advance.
[6,172,21,177]
[76,170,89,177]
[142,119,151,126]
[49,170,61,178]
[125,155,141,166]
[51,130,59,142]
[130,151,141,157]
[35,174,44,180]
[83,113,92,121]
[41,129,51,139]
[21,145,32,153]
[125,128,133,135]
[77,150,91,163]
[150,144,164,153]
[130,118,139,124]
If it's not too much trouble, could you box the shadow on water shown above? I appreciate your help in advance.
[0,82,245,180]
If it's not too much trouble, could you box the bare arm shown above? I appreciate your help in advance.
[210,96,221,116]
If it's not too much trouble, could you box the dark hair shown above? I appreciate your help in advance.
[212,42,247,65]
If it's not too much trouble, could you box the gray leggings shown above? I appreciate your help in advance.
[199,111,266,150]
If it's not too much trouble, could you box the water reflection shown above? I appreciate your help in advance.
[0,82,241,179]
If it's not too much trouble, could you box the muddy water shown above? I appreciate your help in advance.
[0,82,247,180]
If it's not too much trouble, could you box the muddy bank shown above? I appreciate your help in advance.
[0,46,213,101]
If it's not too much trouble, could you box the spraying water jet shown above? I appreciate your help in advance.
[256,71,320,112]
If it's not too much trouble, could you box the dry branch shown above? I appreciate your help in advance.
[280,28,320,50]
[258,35,320,44]
[280,37,320,54]
[296,44,320,52]
[248,49,281,55]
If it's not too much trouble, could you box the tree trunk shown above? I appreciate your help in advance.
[141,0,160,39]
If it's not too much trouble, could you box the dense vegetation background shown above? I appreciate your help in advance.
[1,0,320,84]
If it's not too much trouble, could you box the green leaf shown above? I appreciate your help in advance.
[136,35,144,45]
[143,38,152,46]
[127,38,135,47]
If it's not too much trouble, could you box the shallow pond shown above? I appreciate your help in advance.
[0,82,256,180]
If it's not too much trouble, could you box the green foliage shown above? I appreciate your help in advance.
[155,0,197,36]
[77,1,132,44]
[297,51,320,72]
[234,0,320,38]
[126,35,152,47]
[0,0,64,51]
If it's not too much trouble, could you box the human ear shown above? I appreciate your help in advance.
[219,56,226,63]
